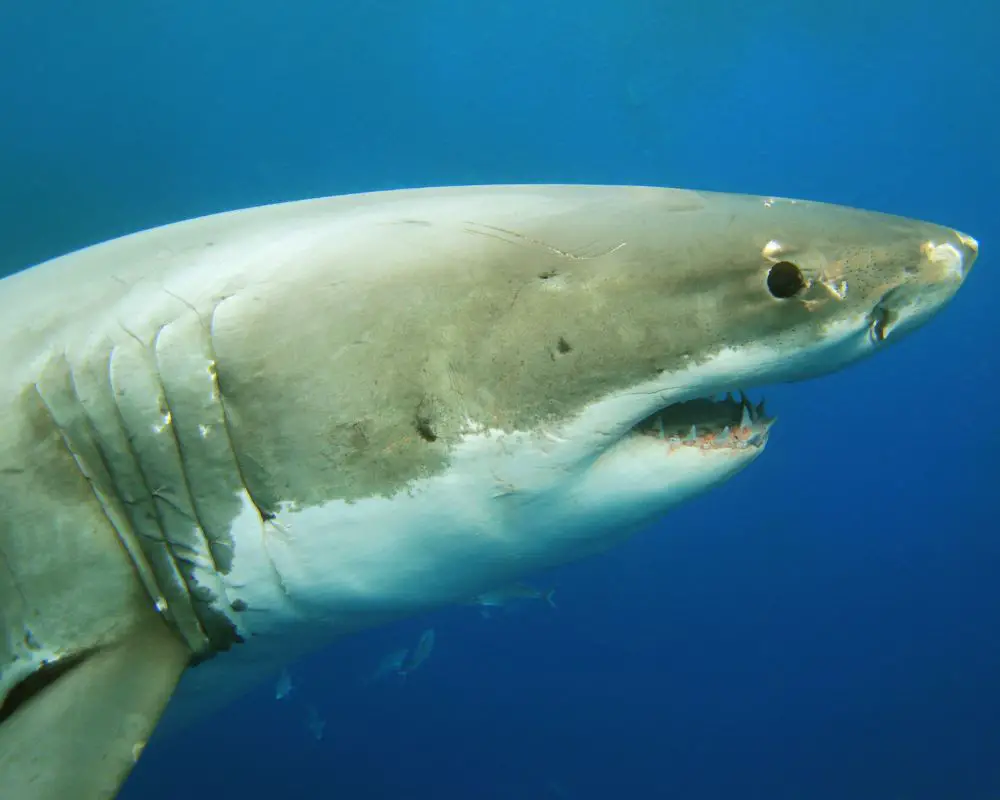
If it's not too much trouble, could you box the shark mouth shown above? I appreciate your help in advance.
[631,392,775,451]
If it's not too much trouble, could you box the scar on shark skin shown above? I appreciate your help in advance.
[463,221,627,261]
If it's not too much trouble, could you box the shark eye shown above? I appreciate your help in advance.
[766,260,806,299]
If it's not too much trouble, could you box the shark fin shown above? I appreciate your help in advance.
[0,615,189,800]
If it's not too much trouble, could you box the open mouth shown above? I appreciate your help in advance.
[631,392,775,451]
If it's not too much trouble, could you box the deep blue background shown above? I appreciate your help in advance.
[2,1,997,798]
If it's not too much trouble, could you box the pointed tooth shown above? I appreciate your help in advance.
[725,392,735,404]
[721,426,732,439]
[755,399,767,419]
[739,390,750,408]
[740,405,752,428]
[684,425,698,442]
[657,417,666,439]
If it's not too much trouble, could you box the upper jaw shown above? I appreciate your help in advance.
[628,392,775,452]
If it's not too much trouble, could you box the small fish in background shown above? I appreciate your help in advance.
[271,669,325,742]
[306,706,326,741]
[399,627,435,677]
[364,647,410,685]
[274,667,293,700]
[468,582,557,618]
[364,627,437,685]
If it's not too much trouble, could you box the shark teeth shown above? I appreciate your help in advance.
[635,389,776,451]
[740,404,753,429]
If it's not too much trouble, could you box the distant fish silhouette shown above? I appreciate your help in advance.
[274,667,293,700]
[399,628,435,676]
[364,628,437,685]
[468,582,557,617]
[306,706,326,741]
[364,647,410,684]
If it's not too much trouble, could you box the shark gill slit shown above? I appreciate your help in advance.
[61,366,168,612]
[148,322,226,572]
[149,322,245,652]
[157,289,248,571]
[30,370,167,629]
[96,351,215,657]
[77,376,196,637]
[205,299,276,526]
[105,341,214,656]
[205,299,299,608]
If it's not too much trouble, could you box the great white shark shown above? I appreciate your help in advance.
[0,184,978,798]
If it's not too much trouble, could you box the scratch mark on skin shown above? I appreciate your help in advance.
[149,486,201,531]
[462,222,628,313]
[117,323,150,350]
[463,222,627,261]
[162,287,215,324]
[259,519,295,602]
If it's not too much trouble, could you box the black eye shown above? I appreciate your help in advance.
[766,260,806,299]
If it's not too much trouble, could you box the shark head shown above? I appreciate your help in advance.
[0,185,978,797]
[159,186,976,618]
[485,189,979,547]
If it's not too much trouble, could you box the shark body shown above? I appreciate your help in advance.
[0,184,977,798]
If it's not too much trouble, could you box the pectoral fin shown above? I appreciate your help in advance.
[0,615,189,800]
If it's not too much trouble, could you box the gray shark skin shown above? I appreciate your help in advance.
[0,185,977,798]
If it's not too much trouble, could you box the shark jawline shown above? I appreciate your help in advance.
[629,391,775,451]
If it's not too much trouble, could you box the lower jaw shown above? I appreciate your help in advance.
[631,391,775,451]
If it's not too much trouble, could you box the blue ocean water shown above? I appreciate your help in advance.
[1,1,997,798]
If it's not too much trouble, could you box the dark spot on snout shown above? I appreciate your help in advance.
[415,415,437,442]
[766,261,807,299]
[231,599,248,612]
[538,269,558,280]
[556,336,573,354]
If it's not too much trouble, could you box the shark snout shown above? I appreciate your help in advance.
[869,227,978,345]
[955,230,979,275]
[916,229,978,287]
